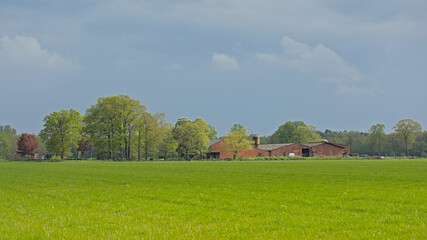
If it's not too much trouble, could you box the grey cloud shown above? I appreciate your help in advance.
[0,36,80,73]
[257,36,379,95]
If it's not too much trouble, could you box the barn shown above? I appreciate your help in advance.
[207,136,350,159]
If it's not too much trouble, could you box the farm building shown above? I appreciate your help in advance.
[207,136,350,159]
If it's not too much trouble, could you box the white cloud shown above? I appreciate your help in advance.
[257,36,379,95]
[0,36,79,73]
[279,36,364,83]
[212,52,240,71]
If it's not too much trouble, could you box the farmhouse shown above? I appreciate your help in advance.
[207,136,350,159]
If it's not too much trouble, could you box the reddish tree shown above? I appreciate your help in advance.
[17,133,39,158]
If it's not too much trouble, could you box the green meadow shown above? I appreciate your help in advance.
[0,160,425,239]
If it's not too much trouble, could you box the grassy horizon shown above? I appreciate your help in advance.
[0,160,425,239]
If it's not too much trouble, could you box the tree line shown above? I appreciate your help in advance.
[1,95,426,160]
[39,95,218,161]
[261,120,426,157]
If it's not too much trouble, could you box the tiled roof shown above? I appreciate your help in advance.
[300,142,324,148]
[209,139,223,146]
[257,143,294,151]
[301,142,345,148]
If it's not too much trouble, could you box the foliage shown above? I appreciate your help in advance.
[173,118,194,159]
[369,123,386,156]
[393,119,422,156]
[0,160,425,239]
[0,125,17,135]
[268,121,321,143]
[17,133,39,157]
[0,133,13,160]
[50,156,61,162]
[36,135,47,154]
[223,124,252,159]
[172,118,211,160]
[160,125,178,160]
[136,111,159,160]
[207,124,217,140]
[0,125,18,160]
[84,95,146,160]
[39,109,82,161]
[192,118,211,159]
[77,138,91,159]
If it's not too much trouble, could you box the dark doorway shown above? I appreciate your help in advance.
[302,148,310,157]
[206,152,220,159]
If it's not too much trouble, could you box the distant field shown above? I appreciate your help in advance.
[0,160,425,239]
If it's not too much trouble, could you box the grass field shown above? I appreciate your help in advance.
[0,160,425,239]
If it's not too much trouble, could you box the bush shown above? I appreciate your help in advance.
[50,156,61,162]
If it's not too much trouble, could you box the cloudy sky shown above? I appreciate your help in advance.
[1,0,426,136]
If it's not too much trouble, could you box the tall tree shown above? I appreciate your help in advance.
[293,125,322,143]
[118,95,145,160]
[0,133,12,160]
[207,124,218,140]
[160,125,178,160]
[0,125,17,160]
[223,124,252,160]
[173,118,194,160]
[369,124,386,156]
[84,95,146,160]
[0,125,17,135]
[393,119,422,156]
[17,133,39,158]
[269,121,320,143]
[39,109,82,161]
[136,111,159,161]
[193,118,211,159]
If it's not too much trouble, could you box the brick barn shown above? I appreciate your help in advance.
[207,136,350,159]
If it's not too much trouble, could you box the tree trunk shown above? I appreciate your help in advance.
[128,132,131,160]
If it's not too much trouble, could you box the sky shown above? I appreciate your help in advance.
[1,0,426,136]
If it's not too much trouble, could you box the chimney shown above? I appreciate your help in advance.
[253,135,260,147]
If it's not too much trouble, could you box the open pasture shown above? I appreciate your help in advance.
[0,160,425,239]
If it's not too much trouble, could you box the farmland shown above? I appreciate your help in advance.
[0,160,425,239]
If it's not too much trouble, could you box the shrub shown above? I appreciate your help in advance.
[50,156,61,162]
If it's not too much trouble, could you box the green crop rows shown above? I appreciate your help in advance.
[0,160,425,239]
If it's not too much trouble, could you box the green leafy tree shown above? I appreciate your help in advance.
[293,125,322,143]
[117,95,145,160]
[269,121,321,143]
[0,125,17,135]
[136,111,159,161]
[161,125,178,160]
[369,124,386,156]
[0,133,13,160]
[193,118,211,159]
[413,131,427,157]
[207,124,218,140]
[393,119,422,156]
[223,124,252,160]
[173,118,195,160]
[39,109,82,161]
[84,97,122,159]
[0,125,18,159]
[269,121,306,143]
[84,95,146,160]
